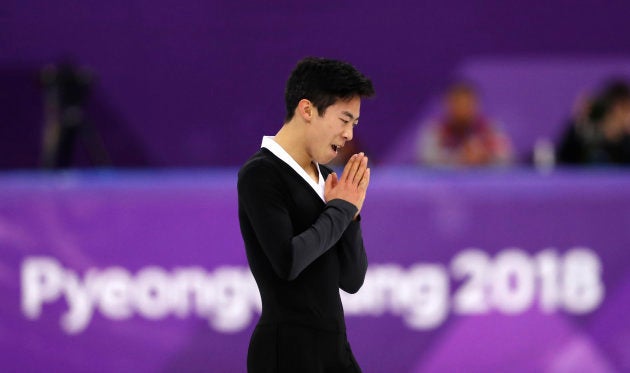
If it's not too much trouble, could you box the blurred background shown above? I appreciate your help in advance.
[2,1,630,372]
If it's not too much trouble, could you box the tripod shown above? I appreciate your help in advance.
[40,62,111,168]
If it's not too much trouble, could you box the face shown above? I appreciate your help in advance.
[306,96,361,164]
[616,100,630,128]
[606,100,630,132]
[446,90,478,124]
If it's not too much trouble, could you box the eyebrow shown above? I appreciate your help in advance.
[341,111,359,121]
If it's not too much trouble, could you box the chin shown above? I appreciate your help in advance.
[316,155,336,165]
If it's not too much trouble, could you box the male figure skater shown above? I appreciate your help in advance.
[238,57,374,372]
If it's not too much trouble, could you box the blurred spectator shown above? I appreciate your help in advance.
[555,92,596,164]
[40,61,110,168]
[417,82,513,167]
[557,80,630,165]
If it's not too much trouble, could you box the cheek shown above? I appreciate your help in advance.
[315,121,335,140]
[305,127,329,155]
[327,121,345,137]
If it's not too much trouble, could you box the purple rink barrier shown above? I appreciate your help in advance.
[1,168,630,372]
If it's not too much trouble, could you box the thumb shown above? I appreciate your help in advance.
[325,173,334,192]
[330,172,338,187]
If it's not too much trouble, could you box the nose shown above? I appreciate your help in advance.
[343,126,353,142]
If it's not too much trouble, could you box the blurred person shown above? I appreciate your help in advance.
[556,92,596,164]
[417,82,513,167]
[238,57,374,373]
[590,80,630,164]
[40,61,110,168]
[557,80,630,165]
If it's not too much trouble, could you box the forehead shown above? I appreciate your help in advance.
[327,96,361,116]
[448,89,477,101]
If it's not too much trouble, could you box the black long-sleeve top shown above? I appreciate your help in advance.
[238,148,368,332]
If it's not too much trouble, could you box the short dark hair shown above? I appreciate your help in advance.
[589,79,630,121]
[284,57,375,122]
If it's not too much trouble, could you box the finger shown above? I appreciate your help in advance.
[358,168,370,192]
[359,168,370,191]
[325,172,334,193]
[330,172,338,188]
[346,152,364,185]
[352,156,368,185]
[341,154,358,183]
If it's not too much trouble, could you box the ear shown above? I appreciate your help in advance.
[297,99,314,122]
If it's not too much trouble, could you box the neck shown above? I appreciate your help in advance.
[273,121,313,171]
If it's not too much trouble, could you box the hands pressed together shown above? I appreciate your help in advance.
[324,153,370,218]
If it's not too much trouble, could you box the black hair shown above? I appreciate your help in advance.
[284,57,375,122]
[589,79,630,122]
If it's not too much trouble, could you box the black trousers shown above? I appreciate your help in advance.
[247,323,362,373]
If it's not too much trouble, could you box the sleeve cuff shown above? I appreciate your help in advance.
[327,199,358,221]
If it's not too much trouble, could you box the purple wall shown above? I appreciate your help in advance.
[2,1,630,168]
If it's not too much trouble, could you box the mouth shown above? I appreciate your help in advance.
[331,144,344,154]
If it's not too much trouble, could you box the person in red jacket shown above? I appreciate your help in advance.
[418,82,513,167]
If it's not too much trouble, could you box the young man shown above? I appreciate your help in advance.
[237,57,375,372]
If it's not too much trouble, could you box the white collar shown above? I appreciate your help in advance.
[261,136,325,202]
